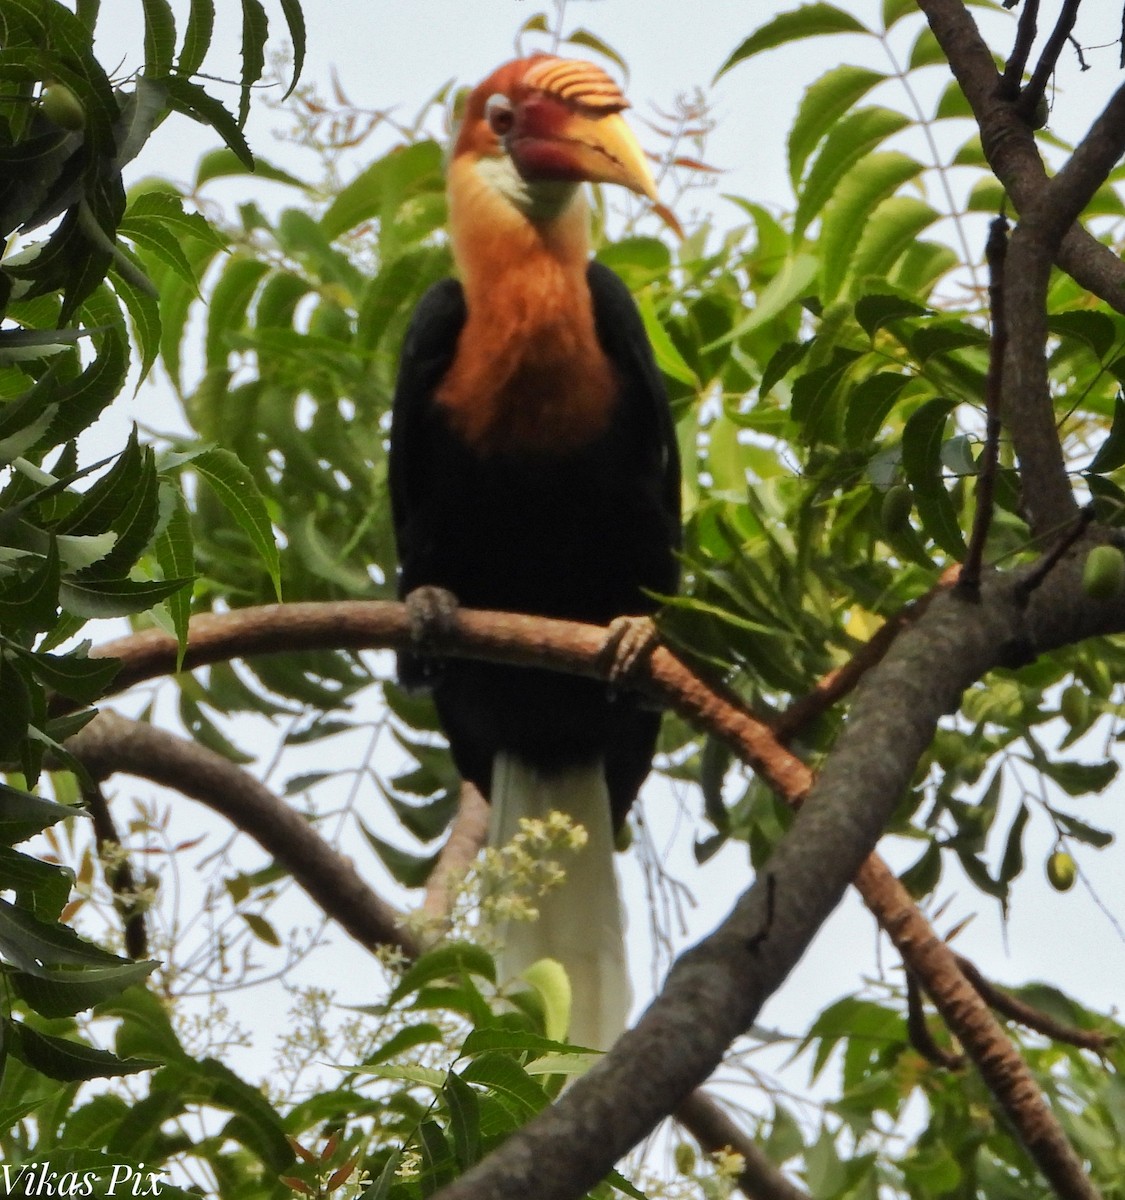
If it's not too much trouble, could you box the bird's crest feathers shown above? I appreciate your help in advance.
[521,56,629,115]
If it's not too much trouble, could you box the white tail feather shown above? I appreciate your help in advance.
[488,752,631,1051]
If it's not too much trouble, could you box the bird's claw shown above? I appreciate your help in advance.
[405,585,460,648]
[600,615,660,686]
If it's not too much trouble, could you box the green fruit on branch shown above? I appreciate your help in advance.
[41,83,86,130]
[1059,684,1090,728]
[881,483,913,534]
[1082,544,1125,600]
[1046,850,1076,892]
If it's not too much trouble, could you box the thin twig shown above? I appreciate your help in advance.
[85,781,149,960]
[774,567,963,741]
[906,970,965,1069]
[1001,0,1040,98]
[956,953,1117,1051]
[1017,0,1082,121]
[960,214,1010,595]
[1015,503,1096,601]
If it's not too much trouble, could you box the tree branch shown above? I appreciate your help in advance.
[953,954,1117,1052]
[74,576,1125,1200]
[419,781,491,934]
[916,0,1125,316]
[68,720,797,1198]
[84,779,149,960]
[421,569,1104,1200]
[64,711,421,961]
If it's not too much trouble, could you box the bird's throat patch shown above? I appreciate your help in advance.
[436,328,618,457]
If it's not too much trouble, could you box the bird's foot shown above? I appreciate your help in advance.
[405,585,460,648]
[600,615,660,686]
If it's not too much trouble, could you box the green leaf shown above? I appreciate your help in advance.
[820,151,925,299]
[141,0,177,77]
[112,263,162,385]
[899,841,942,898]
[0,845,71,919]
[278,0,307,96]
[156,1056,292,1167]
[204,256,269,367]
[443,1070,482,1168]
[636,289,698,387]
[460,1053,548,1116]
[760,340,810,398]
[0,783,82,847]
[790,349,858,445]
[0,539,60,632]
[564,28,629,80]
[789,65,888,185]
[162,74,253,169]
[126,189,226,247]
[715,4,871,80]
[704,253,819,349]
[8,644,119,703]
[845,372,913,445]
[0,897,127,972]
[320,140,444,241]
[8,1022,159,1081]
[796,107,911,238]
[76,444,161,578]
[901,397,965,556]
[238,0,268,127]
[386,941,496,1006]
[195,146,306,189]
[116,75,171,167]
[883,0,919,30]
[1050,808,1114,849]
[853,294,925,340]
[192,447,281,599]
[1035,757,1119,797]
[361,1023,447,1068]
[179,692,254,763]
[850,196,941,284]
[59,575,190,619]
[908,25,945,69]
[1087,393,1125,474]
[358,821,439,888]
[998,801,1030,887]
[934,79,973,120]
[176,0,215,78]
[518,959,573,1046]
[154,483,194,661]
[118,213,202,294]
[910,320,988,362]
[242,912,280,946]
[100,986,188,1062]
[11,958,157,1018]
[1049,310,1118,362]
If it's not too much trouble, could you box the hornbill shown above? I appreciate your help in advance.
[389,54,680,1050]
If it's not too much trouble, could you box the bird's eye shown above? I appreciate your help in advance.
[485,94,514,137]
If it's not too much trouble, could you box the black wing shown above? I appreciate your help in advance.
[389,277,467,592]
[388,278,466,690]
[587,260,681,557]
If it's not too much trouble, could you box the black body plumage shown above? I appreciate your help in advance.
[390,261,680,828]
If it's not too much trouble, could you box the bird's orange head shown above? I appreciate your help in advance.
[450,54,657,220]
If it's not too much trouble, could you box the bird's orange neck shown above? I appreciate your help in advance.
[435,156,617,456]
